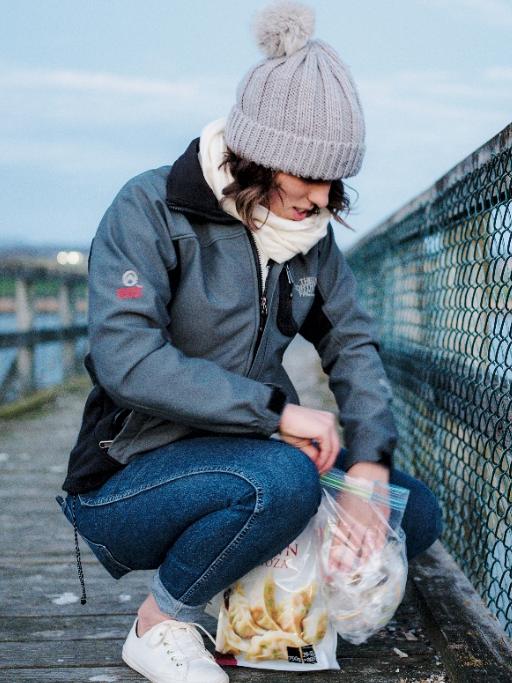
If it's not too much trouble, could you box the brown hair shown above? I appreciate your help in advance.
[219,148,354,233]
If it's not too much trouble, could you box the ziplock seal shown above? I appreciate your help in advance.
[320,470,409,512]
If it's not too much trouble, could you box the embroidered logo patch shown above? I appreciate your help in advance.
[117,269,143,299]
[295,276,317,297]
[122,269,139,287]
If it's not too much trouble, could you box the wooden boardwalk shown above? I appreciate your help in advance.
[1,339,508,681]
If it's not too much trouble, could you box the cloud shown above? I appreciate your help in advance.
[0,65,234,127]
[0,65,236,170]
[337,64,512,249]
[0,138,137,172]
[484,66,512,82]
[1,66,204,97]
[425,0,512,27]
[1,62,510,209]
[358,66,512,125]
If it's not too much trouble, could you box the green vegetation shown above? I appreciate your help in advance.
[0,373,91,419]
[0,276,88,298]
[32,280,60,296]
[0,276,15,297]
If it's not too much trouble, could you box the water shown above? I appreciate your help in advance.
[0,312,88,402]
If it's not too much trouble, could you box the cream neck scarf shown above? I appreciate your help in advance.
[198,118,331,275]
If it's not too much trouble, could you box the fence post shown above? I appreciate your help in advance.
[15,276,34,394]
[58,281,75,378]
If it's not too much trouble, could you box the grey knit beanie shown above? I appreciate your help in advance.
[224,0,366,180]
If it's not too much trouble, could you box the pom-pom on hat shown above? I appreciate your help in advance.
[224,0,366,180]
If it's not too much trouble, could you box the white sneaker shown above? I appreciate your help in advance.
[122,617,229,683]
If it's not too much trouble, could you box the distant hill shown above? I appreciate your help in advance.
[0,241,90,274]
[0,241,89,260]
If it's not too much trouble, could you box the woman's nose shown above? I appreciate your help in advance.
[307,182,331,209]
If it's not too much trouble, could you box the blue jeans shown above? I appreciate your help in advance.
[59,436,443,623]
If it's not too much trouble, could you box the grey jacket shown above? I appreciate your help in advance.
[64,137,398,492]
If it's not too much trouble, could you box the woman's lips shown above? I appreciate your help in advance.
[292,207,311,220]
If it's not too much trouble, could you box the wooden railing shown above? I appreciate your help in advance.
[0,261,88,403]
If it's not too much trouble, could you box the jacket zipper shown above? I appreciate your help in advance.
[285,263,294,298]
[166,202,270,366]
[246,230,270,362]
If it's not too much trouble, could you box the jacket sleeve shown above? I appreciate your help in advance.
[299,224,399,471]
[87,176,287,435]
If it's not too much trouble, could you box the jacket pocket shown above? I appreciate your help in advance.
[93,407,133,450]
[80,535,132,579]
[104,410,149,464]
[62,384,126,494]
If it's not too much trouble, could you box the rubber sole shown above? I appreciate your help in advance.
[122,648,159,682]
[121,647,229,683]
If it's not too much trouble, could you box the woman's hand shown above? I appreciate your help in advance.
[327,462,391,574]
[278,403,340,474]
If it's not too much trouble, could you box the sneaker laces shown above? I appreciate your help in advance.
[147,620,217,664]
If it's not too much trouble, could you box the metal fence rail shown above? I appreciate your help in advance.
[346,123,512,638]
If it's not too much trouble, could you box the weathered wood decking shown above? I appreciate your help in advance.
[0,339,509,681]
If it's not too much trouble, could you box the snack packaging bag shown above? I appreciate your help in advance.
[317,468,410,644]
[212,515,340,671]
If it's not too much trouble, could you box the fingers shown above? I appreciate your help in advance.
[328,522,363,573]
[327,516,389,576]
[324,426,340,472]
[329,535,360,574]
[278,405,340,474]
[313,435,331,474]
[313,416,340,474]
[301,443,325,467]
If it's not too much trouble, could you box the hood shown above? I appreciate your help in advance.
[165,137,239,225]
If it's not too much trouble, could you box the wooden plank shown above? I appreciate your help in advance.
[0,499,67,515]
[411,542,512,682]
[0,573,422,628]
[0,555,121,566]
[0,639,124,669]
[0,470,65,488]
[0,614,135,643]
[0,560,153,617]
[0,636,439,670]
[0,668,140,682]
[0,323,87,349]
[0,616,432,658]
[0,556,425,614]
[1,511,69,531]
[0,582,150,617]
[0,665,139,683]
[0,613,429,651]
[0,657,446,682]
[0,459,66,473]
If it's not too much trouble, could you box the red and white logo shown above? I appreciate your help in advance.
[117,269,143,299]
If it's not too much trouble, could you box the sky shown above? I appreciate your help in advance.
[1,0,511,252]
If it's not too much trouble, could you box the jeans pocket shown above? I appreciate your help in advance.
[80,535,132,580]
[57,495,132,580]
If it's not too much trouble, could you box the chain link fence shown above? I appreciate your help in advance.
[346,123,512,638]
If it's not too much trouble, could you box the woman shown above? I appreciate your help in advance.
[57,3,443,682]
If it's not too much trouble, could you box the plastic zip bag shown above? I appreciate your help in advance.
[213,516,339,671]
[316,467,410,644]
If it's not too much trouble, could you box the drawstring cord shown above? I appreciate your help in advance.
[71,494,87,605]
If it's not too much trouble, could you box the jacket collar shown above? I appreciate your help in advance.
[166,137,239,224]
